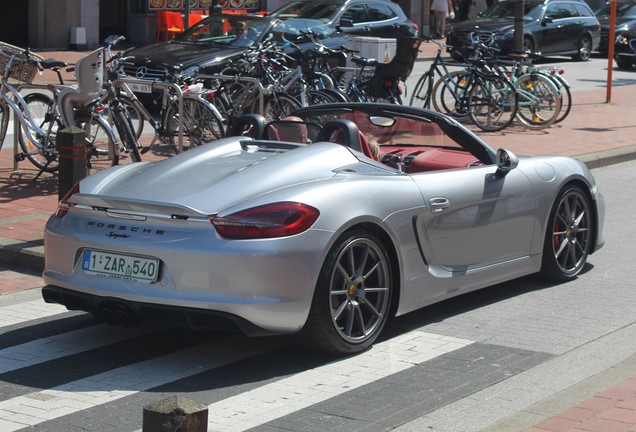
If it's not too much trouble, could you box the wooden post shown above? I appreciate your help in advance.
[142,396,208,432]
[57,126,87,201]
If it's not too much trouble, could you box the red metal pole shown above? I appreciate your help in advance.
[606,0,617,103]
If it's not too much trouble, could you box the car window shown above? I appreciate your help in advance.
[482,1,543,21]
[572,3,593,17]
[273,18,337,41]
[545,3,576,20]
[273,2,341,22]
[179,15,268,45]
[596,1,636,19]
[341,4,368,24]
[366,4,398,22]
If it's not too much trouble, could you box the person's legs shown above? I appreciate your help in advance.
[433,10,445,38]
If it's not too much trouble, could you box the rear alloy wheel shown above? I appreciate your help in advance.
[298,230,393,355]
[540,185,593,281]
[573,35,592,61]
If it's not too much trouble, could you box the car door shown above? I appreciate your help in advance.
[410,165,537,273]
[538,2,576,53]
[364,3,405,38]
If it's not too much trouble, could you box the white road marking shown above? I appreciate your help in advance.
[206,331,473,432]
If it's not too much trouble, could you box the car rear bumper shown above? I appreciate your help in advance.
[42,284,277,336]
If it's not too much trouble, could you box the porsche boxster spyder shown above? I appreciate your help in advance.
[42,103,605,354]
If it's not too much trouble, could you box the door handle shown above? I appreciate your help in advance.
[430,197,450,213]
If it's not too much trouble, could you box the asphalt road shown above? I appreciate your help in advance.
[0,160,633,432]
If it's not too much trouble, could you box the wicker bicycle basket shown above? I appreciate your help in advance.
[0,41,43,85]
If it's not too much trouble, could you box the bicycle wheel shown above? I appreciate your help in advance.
[18,93,60,173]
[468,76,517,132]
[409,71,434,109]
[75,111,119,173]
[306,89,341,105]
[261,92,302,121]
[112,105,142,162]
[166,96,225,149]
[120,95,145,139]
[551,75,572,124]
[0,102,9,145]
[514,74,561,130]
[433,71,471,120]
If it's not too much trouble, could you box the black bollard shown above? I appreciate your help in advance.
[142,396,208,432]
[57,126,87,201]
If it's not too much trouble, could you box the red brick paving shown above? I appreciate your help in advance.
[523,376,636,432]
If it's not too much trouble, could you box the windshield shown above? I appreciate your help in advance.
[272,1,341,23]
[176,14,271,46]
[481,0,545,21]
[596,1,636,19]
[274,18,338,41]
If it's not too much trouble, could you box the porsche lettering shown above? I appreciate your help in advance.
[87,222,165,235]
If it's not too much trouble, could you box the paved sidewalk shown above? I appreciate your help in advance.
[1,47,635,432]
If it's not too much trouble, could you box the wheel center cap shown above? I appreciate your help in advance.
[348,283,357,296]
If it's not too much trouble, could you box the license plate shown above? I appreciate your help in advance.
[82,249,159,283]
[128,82,152,94]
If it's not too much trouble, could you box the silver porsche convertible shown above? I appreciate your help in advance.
[43,103,605,355]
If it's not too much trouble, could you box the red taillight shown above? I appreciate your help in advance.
[210,202,320,239]
[55,183,80,218]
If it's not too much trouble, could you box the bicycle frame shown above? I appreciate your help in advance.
[0,78,57,154]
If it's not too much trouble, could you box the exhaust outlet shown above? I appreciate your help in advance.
[97,300,140,327]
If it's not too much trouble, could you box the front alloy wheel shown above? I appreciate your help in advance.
[540,186,593,281]
[298,230,393,354]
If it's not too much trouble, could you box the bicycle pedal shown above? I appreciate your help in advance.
[140,146,151,155]
[14,153,26,162]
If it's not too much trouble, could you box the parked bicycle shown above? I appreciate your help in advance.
[0,42,119,177]
[107,35,225,152]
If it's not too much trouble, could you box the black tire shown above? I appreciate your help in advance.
[523,37,535,54]
[306,89,339,106]
[572,35,592,61]
[261,93,302,121]
[75,111,119,173]
[514,74,561,130]
[468,76,517,132]
[166,97,225,149]
[410,71,434,108]
[0,102,9,144]
[120,96,145,139]
[298,229,393,355]
[434,70,471,120]
[552,76,572,124]
[540,185,593,282]
[18,93,60,172]
[112,106,141,162]
[314,88,349,103]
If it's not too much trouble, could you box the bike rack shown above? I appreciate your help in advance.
[191,74,265,118]
[112,78,185,153]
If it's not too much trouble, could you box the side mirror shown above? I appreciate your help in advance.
[541,17,553,26]
[496,148,519,173]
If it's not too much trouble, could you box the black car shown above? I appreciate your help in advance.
[596,0,636,52]
[447,0,601,61]
[268,0,418,39]
[614,28,636,69]
[119,13,347,84]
